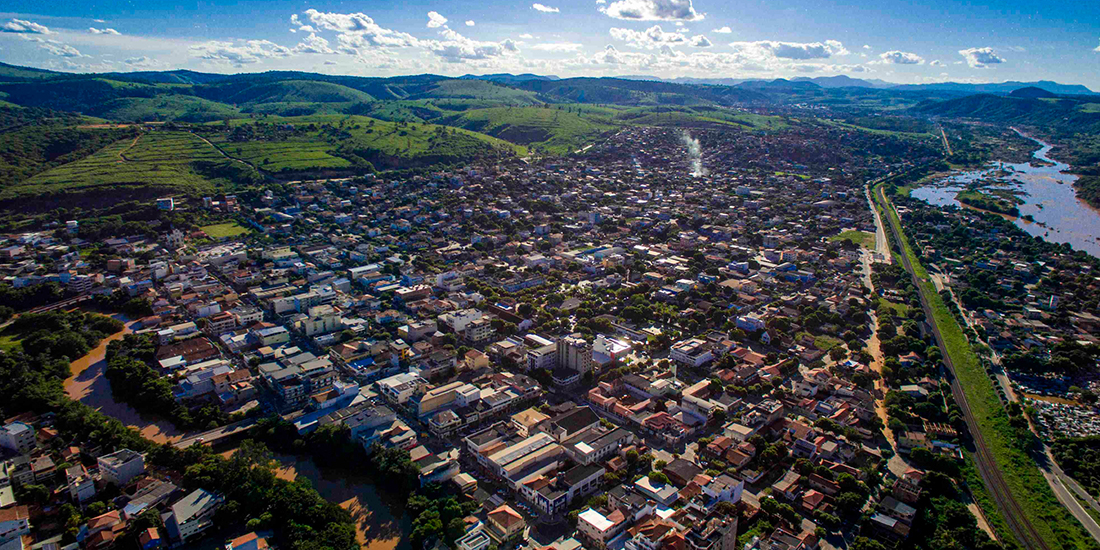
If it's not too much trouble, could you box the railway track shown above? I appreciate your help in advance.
[874,183,1049,550]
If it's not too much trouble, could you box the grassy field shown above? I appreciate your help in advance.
[434,106,615,155]
[876,297,910,317]
[200,222,249,239]
[876,182,1098,550]
[209,115,526,171]
[8,131,260,199]
[829,230,875,248]
[814,335,844,351]
[0,331,22,353]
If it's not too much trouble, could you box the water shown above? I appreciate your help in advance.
[911,129,1100,258]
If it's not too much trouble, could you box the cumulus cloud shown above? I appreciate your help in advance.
[89,27,120,35]
[958,47,1005,67]
[466,20,475,26]
[294,33,334,54]
[425,28,520,62]
[532,3,560,12]
[930,59,944,67]
[600,0,704,21]
[730,39,847,60]
[299,9,420,48]
[690,35,711,47]
[609,25,687,49]
[712,26,731,34]
[190,39,292,65]
[427,11,448,28]
[519,33,534,39]
[877,50,924,65]
[532,42,584,52]
[1094,39,1099,53]
[1,19,51,34]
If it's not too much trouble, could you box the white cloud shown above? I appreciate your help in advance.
[930,59,944,67]
[1,18,51,34]
[38,40,83,57]
[877,50,924,65]
[466,20,476,26]
[730,39,847,60]
[294,33,334,54]
[427,11,448,28]
[610,25,687,49]
[88,27,121,35]
[123,55,160,68]
[958,47,1005,68]
[425,28,520,62]
[532,42,584,52]
[712,26,731,34]
[1094,39,1099,53]
[190,39,292,65]
[600,0,704,21]
[299,9,420,48]
[862,44,871,50]
[93,19,106,23]
[596,0,607,4]
[519,33,534,39]
[532,3,560,12]
[690,35,711,47]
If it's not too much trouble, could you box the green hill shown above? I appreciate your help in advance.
[205,115,526,173]
[913,94,1100,136]
[88,95,241,123]
[0,78,176,113]
[433,106,616,154]
[197,80,375,106]
[9,131,262,203]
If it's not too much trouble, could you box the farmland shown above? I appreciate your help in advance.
[8,131,262,200]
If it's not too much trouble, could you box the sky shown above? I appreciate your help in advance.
[0,0,1098,88]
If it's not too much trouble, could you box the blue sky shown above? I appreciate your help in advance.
[1,0,1098,88]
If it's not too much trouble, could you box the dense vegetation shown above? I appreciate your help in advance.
[104,333,233,430]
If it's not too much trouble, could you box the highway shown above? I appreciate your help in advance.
[874,183,1050,550]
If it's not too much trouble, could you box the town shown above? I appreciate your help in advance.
[0,122,1012,550]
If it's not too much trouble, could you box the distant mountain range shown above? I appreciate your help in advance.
[618,74,1095,95]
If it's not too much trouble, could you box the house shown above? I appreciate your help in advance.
[138,527,163,550]
[226,532,270,550]
[663,458,703,487]
[0,506,30,544]
[486,504,525,543]
[164,489,224,543]
[66,464,96,503]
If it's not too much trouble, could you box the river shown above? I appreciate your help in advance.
[64,316,183,444]
[911,129,1100,258]
[217,448,412,550]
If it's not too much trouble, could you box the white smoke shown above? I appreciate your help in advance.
[681,130,706,177]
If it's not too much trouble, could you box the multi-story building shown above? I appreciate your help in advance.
[557,335,593,373]
[66,464,96,503]
[0,422,35,455]
[165,489,224,543]
[98,449,145,486]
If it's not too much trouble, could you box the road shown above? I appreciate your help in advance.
[864,187,892,263]
[939,126,953,157]
[874,183,1051,550]
[173,417,260,449]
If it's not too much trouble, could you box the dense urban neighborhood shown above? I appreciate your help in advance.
[1,56,1100,550]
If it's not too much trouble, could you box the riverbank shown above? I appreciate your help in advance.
[911,130,1100,259]
[64,315,183,444]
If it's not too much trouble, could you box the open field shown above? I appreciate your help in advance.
[829,229,875,248]
[200,222,249,239]
[434,106,616,155]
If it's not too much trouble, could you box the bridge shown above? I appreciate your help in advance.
[173,418,260,449]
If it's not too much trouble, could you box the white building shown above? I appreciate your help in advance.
[97,449,145,486]
[0,422,35,455]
